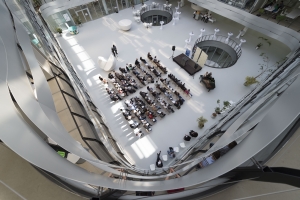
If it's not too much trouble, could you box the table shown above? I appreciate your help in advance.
[264,6,274,12]
[189,32,194,41]
[199,28,205,38]
[160,21,164,29]
[68,26,78,35]
[118,19,132,31]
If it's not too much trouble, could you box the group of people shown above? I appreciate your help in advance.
[108,71,139,98]
[201,12,212,23]
[168,74,192,97]
[147,53,168,74]
[196,141,237,169]
[123,97,156,132]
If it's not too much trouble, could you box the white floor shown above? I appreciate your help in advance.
[57,0,290,170]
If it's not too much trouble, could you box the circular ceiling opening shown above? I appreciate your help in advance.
[140,5,173,26]
[192,35,242,68]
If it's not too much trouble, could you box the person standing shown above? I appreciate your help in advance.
[131,0,135,9]
[193,11,196,19]
[112,45,118,55]
[111,47,116,57]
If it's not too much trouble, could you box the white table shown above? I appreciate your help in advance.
[118,19,132,31]
[199,28,205,38]
[239,39,246,47]
[189,32,194,41]
[160,21,164,29]
[225,32,233,43]
[213,28,219,38]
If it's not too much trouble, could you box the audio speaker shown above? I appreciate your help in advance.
[172,46,176,51]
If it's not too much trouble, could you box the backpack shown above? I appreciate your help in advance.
[184,135,191,141]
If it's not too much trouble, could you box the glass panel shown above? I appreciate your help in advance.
[76,11,87,23]
[82,8,92,22]
[86,2,98,20]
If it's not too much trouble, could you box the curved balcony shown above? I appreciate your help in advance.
[192,34,242,68]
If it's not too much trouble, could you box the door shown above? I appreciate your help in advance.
[76,8,92,23]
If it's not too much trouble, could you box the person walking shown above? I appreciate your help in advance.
[193,11,196,19]
[131,0,135,9]
[112,45,118,55]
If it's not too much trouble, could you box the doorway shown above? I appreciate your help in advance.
[76,8,92,23]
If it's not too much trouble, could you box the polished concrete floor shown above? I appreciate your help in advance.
[0,1,297,200]
[56,0,289,169]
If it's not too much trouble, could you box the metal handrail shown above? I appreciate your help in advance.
[139,4,173,16]
[195,34,242,57]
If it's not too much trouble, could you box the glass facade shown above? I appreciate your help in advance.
[44,0,148,32]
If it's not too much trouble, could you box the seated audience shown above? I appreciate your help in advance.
[167,147,176,158]
[140,57,147,64]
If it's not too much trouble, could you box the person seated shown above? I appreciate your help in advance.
[146,86,152,92]
[119,67,127,73]
[197,151,221,168]
[219,141,237,156]
[147,112,156,122]
[135,58,140,66]
[167,147,175,158]
[140,91,148,97]
[129,120,139,128]
[201,12,208,21]
[156,151,163,168]
[140,57,147,64]
[108,73,114,79]
[204,14,211,23]
[106,88,113,94]
[153,56,158,63]
[136,130,144,138]
[157,110,166,118]
[147,52,153,60]
[99,76,108,84]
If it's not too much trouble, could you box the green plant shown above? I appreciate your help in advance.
[223,101,231,110]
[276,15,286,24]
[73,15,82,25]
[256,43,263,49]
[197,116,207,128]
[258,8,264,15]
[244,76,259,86]
[215,107,221,114]
[32,0,41,7]
[258,36,271,47]
[56,28,62,34]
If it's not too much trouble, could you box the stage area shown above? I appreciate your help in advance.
[173,53,202,76]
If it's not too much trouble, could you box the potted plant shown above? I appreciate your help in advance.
[276,15,286,24]
[73,15,82,26]
[56,28,62,35]
[256,43,263,50]
[197,116,207,129]
[211,113,217,118]
[223,101,231,111]
[215,107,221,114]
[256,8,264,16]
[244,76,259,86]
